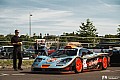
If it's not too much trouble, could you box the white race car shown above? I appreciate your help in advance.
[31,44,110,73]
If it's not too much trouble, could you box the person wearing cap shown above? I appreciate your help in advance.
[11,30,23,71]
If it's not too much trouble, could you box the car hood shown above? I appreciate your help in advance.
[32,56,76,68]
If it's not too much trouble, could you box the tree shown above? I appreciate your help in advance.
[39,33,42,38]
[77,19,98,37]
[117,25,120,37]
[5,34,14,41]
[33,33,36,36]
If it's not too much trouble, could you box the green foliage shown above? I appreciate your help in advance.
[0,59,34,68]
[104,34,118,38]
[117,25,120,37]
[5,34,14,41]
[0,22,119,47]
[77,19,98,37]
[0,35,6,41]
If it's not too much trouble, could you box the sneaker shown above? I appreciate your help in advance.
[18,68,23,70]
[14,69,18,71]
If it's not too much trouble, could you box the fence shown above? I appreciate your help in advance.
[0,37,120,48]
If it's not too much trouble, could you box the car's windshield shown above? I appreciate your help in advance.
[50,48,78,57]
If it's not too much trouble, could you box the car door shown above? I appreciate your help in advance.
[79,48,89,69]
[79,48,97,69]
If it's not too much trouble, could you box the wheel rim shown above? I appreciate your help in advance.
[76,58,82,72]
[103,57,107,69]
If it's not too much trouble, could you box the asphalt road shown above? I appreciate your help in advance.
[0,67,120,80]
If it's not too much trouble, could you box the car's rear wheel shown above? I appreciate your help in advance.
[74,58,83,73]
[102,57,108,70]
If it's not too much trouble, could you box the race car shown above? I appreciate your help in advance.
[31,43,110,73]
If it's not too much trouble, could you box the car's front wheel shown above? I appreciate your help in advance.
[74,58,83,73]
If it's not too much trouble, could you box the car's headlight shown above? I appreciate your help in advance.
[58,58,72,64]
[34,58,42,62]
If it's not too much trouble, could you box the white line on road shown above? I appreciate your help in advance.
[0,73,9,76]
[0,73,25,76]
[100,70,113,72]
[101,69,120,72]
[11,74,25,76]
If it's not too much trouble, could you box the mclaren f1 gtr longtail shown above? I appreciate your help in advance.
[31,45,110,73]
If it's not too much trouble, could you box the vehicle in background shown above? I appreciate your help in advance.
[47,46,57,55]
[23,44,51,59]
[34,39,48,56]
[23,47,35,59]
[0,46,35,59]
[110,48,120,66]
[0,46,13,59]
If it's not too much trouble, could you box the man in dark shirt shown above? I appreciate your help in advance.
[11,30,23,71]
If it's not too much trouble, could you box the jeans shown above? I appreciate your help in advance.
[13,49,23,69]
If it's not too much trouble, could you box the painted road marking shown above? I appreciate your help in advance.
[100,69,120,72]
[0,73,9,76]
[11,74,25,76]
[100,70,114,72]
[0,73,25,76]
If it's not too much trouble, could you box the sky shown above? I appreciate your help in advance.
[0,0,120,36]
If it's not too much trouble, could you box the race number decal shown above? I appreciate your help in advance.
[83,59,87,69]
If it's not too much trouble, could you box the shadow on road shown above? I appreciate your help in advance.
[20,71,76,75]
[20,69,103,75]
[110,64,120,67]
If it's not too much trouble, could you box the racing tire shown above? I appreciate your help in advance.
[74,58,83,73]
[102,57,108,70]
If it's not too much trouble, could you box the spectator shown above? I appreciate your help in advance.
[11,30,23,71]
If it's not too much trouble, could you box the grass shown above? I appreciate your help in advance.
[0,59,34,69]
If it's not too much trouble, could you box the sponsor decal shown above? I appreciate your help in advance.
[88,59,98,66]
[47,58,57,62]
[83,59,87,69]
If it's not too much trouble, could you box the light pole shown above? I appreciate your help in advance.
[29,14,32,37]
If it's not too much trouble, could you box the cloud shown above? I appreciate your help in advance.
[100,0,120,6]
[0,0,120,36]
[91,18,119,35]
[30,8,73,19]
[0,6,75,35]
[0,7,73,24]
